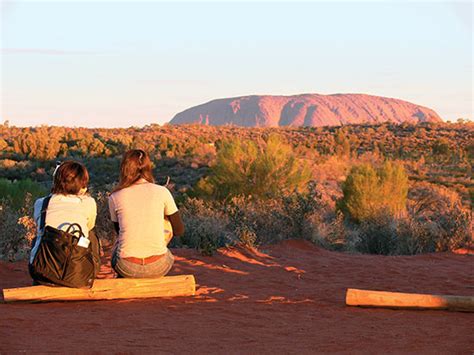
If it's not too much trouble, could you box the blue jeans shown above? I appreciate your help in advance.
[112,250,174,278]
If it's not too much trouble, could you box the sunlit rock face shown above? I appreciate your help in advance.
[170,93,442,127]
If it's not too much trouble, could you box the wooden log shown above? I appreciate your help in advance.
[2,275,195,303]
[346,288,474,312]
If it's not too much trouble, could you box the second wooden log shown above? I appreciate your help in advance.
[346,288,474,312]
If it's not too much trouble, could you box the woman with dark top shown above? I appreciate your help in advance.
[108,149,184,278]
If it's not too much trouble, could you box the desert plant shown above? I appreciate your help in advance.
[0,193,36,261]
[224,182,334,247]
[92,191,115,243]
[313,210,347,251]
[406,182,472,251]
[224,196,289,245]
[280,181,329,238]
[334,129,351,157]
[345,182,473,255]
[0,178,47,209]
[180,198,232,255]
[338,160,408,223]
[350,215,399,255]
[432,138,450,156]
[196,133,311,199]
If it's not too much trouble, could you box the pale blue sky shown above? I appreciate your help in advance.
[1,0,472,127]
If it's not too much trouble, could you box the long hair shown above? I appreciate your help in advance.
[51,161,89,195]
[113,149,155,192]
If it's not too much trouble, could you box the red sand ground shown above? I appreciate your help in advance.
[1,240,473,353]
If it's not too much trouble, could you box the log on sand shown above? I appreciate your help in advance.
[2,275,196,303]
[346,288,474,312]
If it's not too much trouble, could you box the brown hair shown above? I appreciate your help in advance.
[51,161,89,195]
[113,149,155,192]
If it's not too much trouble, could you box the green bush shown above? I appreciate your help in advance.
[0,178,47,209]
[195,133,311,200]
[338,161,408,223]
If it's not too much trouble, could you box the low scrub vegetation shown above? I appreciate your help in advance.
[0,194,36,261]
[0,122,472,260]
[0,178,47,209]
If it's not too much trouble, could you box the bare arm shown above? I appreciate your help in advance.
[167,211,184,237]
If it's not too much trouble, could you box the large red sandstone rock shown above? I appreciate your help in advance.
[170,93,442,127]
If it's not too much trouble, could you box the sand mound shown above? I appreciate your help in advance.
[1,240,472,353]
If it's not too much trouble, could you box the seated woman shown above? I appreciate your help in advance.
[109,149,184,278]
[29,161,99,283]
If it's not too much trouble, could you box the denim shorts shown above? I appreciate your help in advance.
[112,250,174,278]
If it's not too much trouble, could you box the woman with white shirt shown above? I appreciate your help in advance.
[108,149,184,278]
[29,161,99,284]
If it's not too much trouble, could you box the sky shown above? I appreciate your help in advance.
[0,0,472,127]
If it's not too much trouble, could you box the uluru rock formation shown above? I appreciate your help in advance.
[170,94,442,127]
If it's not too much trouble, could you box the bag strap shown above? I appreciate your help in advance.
[65,223,85,239]
[39,194,52,234]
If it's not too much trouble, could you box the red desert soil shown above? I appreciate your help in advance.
[1,240,473,354]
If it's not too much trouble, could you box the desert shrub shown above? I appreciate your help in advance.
[334,129,351,157]
[180,181,336,254]
[225,196,260,247]
[228,197,280,246]
[310,210,348,250]
[93,191,115,243]
[406,182,472,252]
[0,159,17,168]
[338,160,408,223]
[224,182,334,247]
[432,138,450,156]
[279,181,330,238]
[395,216,434,255]
[347,215,399,255]
[195,133,311,200]
[311,155,351,184]
[180,198,232,255]
[0,178,47,209]
[466,142,474,161]
[0,194,36,261]
[343,182,472,255]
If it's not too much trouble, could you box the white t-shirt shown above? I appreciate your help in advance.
[108,180,178,258]
[30,194,97,263]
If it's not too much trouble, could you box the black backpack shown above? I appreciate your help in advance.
[29,195,100,288]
